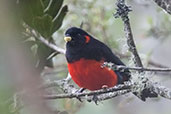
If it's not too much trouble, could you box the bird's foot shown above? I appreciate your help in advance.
[92,95,99,105]
[75,88,86,102]
[76,88,86,93]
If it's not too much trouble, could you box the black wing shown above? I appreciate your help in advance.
[93,39,131,83]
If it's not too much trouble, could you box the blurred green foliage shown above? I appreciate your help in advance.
[20,0,68,38]
[19,0,68,70]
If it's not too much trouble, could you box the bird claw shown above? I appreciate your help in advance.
[76,88,86,93]
[76,96,83,102]
[92,95,99,105]
[75,88,86,102]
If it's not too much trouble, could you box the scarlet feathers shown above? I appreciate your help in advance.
[68,59,117,90]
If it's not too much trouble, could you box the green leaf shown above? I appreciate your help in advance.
[19,0,68,71]
[37,42,54,70]
[33,14,53,38]
[52,5,68,33]
[41,0,50,9]
[45,0,64,18]
[19,0,44,27]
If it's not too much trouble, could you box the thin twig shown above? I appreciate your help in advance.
[152,83,171,99]
[42,79,171,101]
[91,89,131,101]
[114,0,156,101]
[103,62,171,72]
[31,30,66,54]
[43,82,132,100]
[45,89,132,102]
[114,0,143,67]
[153,0,171,14]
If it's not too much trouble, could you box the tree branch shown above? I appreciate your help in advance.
[103,62,171,72]
[43,78,171,101]
[114,0,143,67]
[43,82,132,101]
[31,30,66,54]
[153,0,171,14]
[114,0,158,101]
[152,83,171,99]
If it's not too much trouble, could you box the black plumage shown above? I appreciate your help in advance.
[65,27,130,84]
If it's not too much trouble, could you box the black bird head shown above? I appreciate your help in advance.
[64,27,91,47]
[64,27,96,62]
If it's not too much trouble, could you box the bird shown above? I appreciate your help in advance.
[64,27,130,91]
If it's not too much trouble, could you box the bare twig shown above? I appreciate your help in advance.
[153,0,171,14]
[43,82,132,100]
[114,0,143,67]
[45,89,132,102]
[31,30,66,54]
[152,83,171,99]
[42,79,171,101]
[114,0,158,101]
[91,89,131,101]
[103,62,171,72]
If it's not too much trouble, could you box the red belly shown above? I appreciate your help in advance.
[68,59,118,90]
